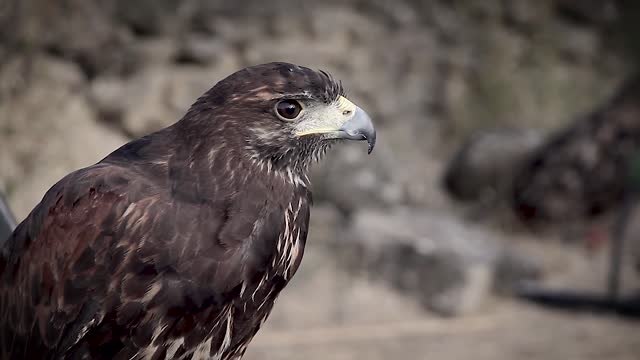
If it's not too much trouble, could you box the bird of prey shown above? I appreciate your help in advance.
[0,62,376,360]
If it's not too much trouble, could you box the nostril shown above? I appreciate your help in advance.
[342,110,352,116]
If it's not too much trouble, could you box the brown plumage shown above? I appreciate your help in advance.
[0,62,375,360]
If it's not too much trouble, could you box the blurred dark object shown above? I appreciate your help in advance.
[611,0,640,65]
[512,75,640,223]
[514,143,640,319]
[442,128,543,203]
[514,199,640,319]
[555,0,617,26]
[515,286,640,318]
[607,151,640,299]
[0,193,16,245]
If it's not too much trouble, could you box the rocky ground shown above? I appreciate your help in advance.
[1,0,639,359]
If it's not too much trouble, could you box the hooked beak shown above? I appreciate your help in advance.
[335,106,376,154]
[295,96,377,154]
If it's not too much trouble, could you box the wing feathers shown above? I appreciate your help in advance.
[0,151,309,359]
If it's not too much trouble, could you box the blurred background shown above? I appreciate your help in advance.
[1,0,640,359]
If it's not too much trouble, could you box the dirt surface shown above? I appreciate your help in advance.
[248,301,640,360]
[244,244,640,360]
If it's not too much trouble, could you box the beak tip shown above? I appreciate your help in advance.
[367,126,376,154]
[367,137,376,154]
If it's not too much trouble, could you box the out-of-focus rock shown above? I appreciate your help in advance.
[4,0,139,77]
[493,247,545,294]
[615,202,640,274]
[89,60,241,136]
[88,76,128,127]
[504,0,548,28]
[174,34,232,65]
[134,38,179,66]
[555,23,600,62]
[0,55,128,220]
[112,0,183,36]
[442,128,544,202]
[90,67,180,136]
[306,204,343,244]
[311,143,406,214]
[633,232,640,273]
[336,208,499,316]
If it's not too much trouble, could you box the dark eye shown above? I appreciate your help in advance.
[276,100,302,120]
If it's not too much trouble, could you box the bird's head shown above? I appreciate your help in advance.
[184,62,376,174]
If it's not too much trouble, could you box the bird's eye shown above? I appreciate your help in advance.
[276,100,302,120]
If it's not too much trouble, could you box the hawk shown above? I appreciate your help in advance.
[0,62,376,359]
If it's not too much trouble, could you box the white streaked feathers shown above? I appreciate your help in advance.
[212,307,234,360]
[165,337,185,359]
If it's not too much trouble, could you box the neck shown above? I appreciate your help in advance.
[173,138,317,200]
[248,137,334,177]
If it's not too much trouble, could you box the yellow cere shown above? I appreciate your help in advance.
[295,96,357,137]
[336,96,356,114]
